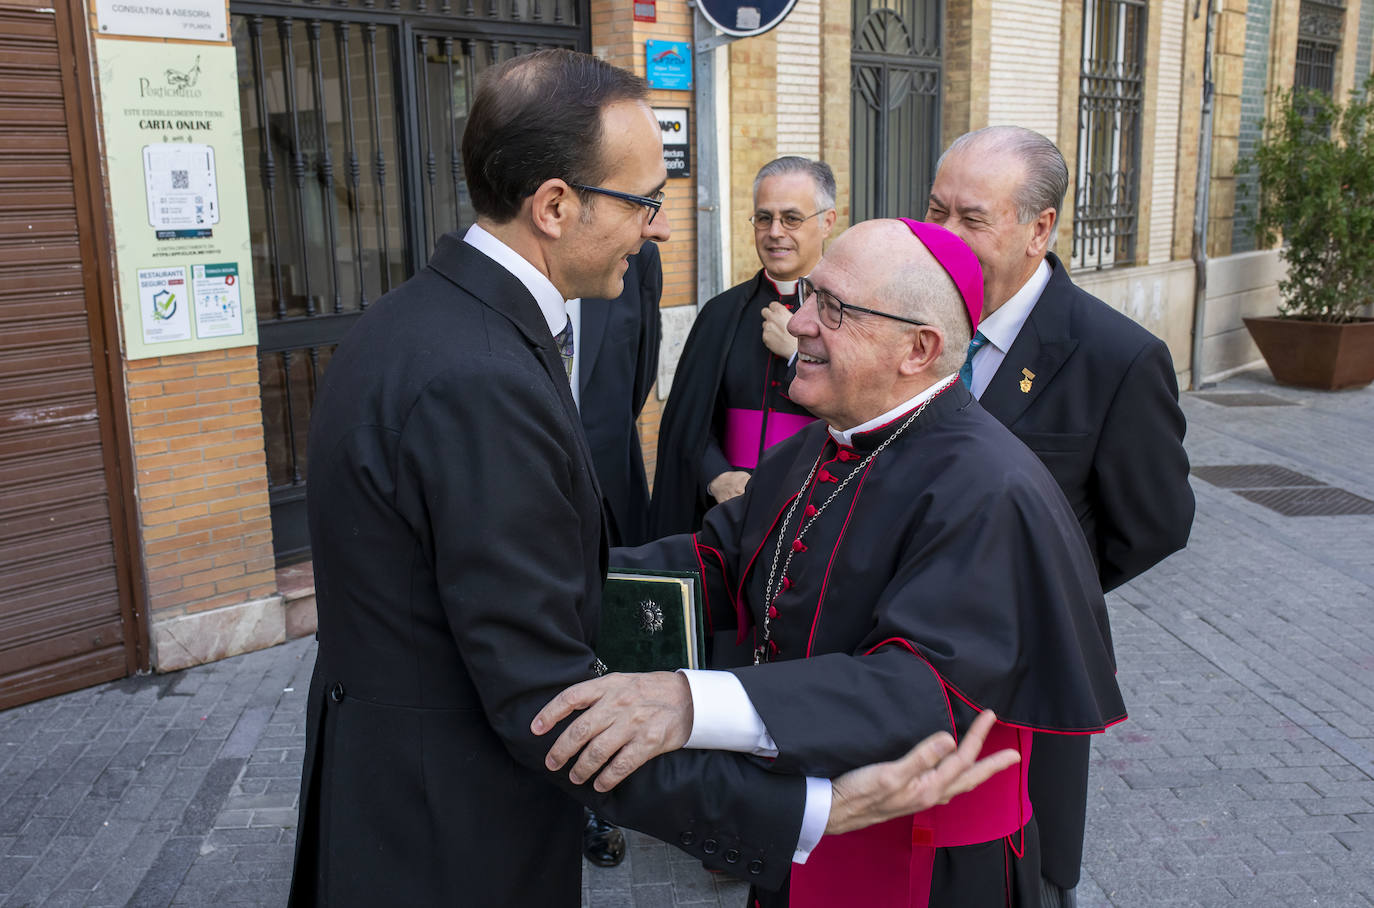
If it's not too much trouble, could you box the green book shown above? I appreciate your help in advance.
[596,568,705,672]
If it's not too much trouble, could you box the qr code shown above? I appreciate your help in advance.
[172,169,189,190]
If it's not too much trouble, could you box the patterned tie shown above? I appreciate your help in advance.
[958,330,989,390]
[554,316,574,383]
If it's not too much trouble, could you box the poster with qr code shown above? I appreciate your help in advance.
[143,143,218,232]
[98,41,257,358]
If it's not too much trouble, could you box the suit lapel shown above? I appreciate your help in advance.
[979,255,1079,425]
[426,233,604,500]
[578,296,611,398]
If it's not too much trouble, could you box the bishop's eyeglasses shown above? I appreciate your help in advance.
[571,183,665,224]
[799,276,931,331]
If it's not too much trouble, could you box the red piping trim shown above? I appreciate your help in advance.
[690,538,720,635]
[732,441,836,612]
[868,635,1126,734]
[804,458,875,658]
[863,636,956,739]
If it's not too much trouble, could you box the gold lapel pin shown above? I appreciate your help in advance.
[1019,368,1036,393]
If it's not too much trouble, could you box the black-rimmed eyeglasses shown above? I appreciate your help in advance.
[571,183,665,224]
[749,209,830,231]
[799,276,930,331]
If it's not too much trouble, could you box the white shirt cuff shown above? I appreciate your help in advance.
[680,669,778,756]
[793,777,831,863]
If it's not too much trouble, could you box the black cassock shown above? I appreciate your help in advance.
[649,270,814,538]
[620,381,1125,907]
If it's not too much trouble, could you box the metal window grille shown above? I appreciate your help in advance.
[1072,0,1146,270]
[850,0,942,222]
[1294,0,1345,95]
[232,0,585,563]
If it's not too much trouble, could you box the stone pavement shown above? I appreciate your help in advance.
[1,370,1371,908]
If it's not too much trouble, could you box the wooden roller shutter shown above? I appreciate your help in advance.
[0,1,144,708]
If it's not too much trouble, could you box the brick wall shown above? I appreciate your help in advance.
[1207,0,1248,257]
[591,0,694,485]
[124,348,278,668]
[1055,0,1083,253]
[988,0,1062,138]
[1359,0,1374,83]
[777,0,823,156]
[1147,0,1186,265]
[729,32,780,283]
[944,0,993,149]
[1233,0,1273,254]
[820,0,852,228]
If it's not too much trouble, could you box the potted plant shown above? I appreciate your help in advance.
[1236,72,1374,390]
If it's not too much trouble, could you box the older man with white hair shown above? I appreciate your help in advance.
[928,126,1194,908]
[535,218,1127,908]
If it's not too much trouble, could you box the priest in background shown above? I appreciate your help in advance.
[649,157,836,537]
[535,218,1127,908]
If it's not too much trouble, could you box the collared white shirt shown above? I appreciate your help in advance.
[463,224,581,407]
[766,274,799,297]
[828,373,960,447]
[966,258,1051,399]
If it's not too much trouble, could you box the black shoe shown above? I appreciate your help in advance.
[583,808,626,868]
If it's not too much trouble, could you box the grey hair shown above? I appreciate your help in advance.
[753,156,837,212]
[876,259,971,376]
[938,126,1069,223]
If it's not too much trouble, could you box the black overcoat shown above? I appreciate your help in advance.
[648,270,810,537]
[289,234,806,907]
[579,242,662,546]
[978,252,1195,889]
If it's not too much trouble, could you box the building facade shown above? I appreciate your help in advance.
[1,0,1371,704]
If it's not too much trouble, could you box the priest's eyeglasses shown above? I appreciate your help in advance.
[750,209,829,231]
[799,277,931,331]
[571,184,665,224]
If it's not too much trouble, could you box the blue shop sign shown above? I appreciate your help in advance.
[646,41,692,91]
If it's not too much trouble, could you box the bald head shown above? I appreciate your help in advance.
[833,221,973,374]
[787,219,977,429]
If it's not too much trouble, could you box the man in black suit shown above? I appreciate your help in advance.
[926,125,1196,907]
[578,242,662,549]
[576,243,662,865]
[291,49,1013,907]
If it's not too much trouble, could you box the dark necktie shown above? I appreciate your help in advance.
[554,316,574,383]
[958,330,989,390]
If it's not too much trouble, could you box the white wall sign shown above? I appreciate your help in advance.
[654,107,690,179]
[144,143,219,232]
[137,266,192,343]
[657,304,698,400]
[96,0,227,41]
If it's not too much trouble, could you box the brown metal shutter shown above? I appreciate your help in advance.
[0,2,142,708]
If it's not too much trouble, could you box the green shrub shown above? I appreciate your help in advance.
[1237,72,1374,323]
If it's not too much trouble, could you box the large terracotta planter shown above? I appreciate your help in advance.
[1242,316,1374,391]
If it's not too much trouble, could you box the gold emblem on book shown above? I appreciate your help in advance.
[639,600,665,633]
[1019,368,1035,393]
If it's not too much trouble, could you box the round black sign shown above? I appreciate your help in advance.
[697,0,799,37]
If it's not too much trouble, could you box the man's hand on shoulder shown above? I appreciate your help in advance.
[825,710,1021,836]
[708,470,750,503]
[761,301,798,360]
[532,672,693,792]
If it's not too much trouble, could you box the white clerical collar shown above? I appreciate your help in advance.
[976,258,1051,355]
[764,273,799,296]
[828,373,959,447]
[463,223,570,336]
